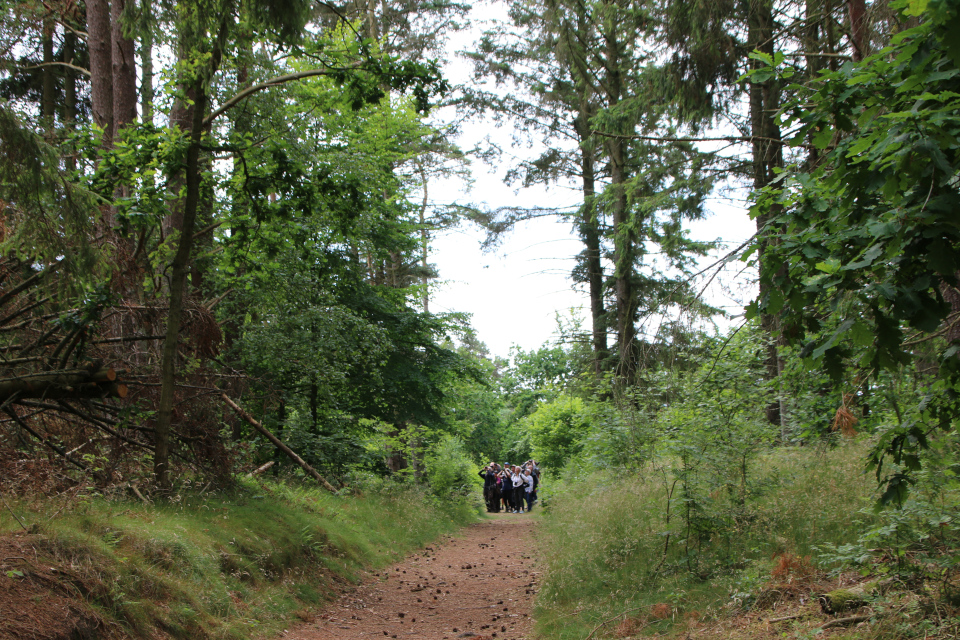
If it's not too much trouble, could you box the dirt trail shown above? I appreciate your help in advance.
[287,513,538,640]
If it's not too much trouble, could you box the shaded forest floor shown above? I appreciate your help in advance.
[0,533,108,640]
[286,513,538,640]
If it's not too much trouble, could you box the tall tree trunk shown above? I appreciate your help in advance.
[575,108,607,375]
[600,3,635,383]
[825,0,839,72]
[418,163,430,313]
[141,0,155,123]
[111,0,137,136]
[310,375,319,434]
[41,17,55,131]
[385,424,409,472]
[86,0,114,146]
[847,0,868,61]
[804,0,823,78]
[154,77,209,491]
[222,45,252,355]
[63,32,77,171]
[749,0,786,428]
[803,0,824,171]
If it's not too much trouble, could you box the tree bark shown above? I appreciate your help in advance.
[141,0,155,123]
[154,74,209,491]
[847,0,868,61]
[819,580,881,614]
[41,17,56,131]
[86,0,114,145]
[0,368,122,402]
[63,31,77,171]
[245,460,275,477]
[111,0,138,136]
[222,394,338,492]
[749,0,786,427]
[574,102,608,375]
[601,4,635,383]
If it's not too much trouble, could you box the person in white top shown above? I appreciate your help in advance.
[522,469,535,512]
[511,465,524,512]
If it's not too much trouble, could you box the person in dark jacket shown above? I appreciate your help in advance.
[498,465,514,512]
[479,463,501,512]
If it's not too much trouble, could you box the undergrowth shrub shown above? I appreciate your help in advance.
[534,442,875,640]
[819,429,960,595]
[423,434,483,503]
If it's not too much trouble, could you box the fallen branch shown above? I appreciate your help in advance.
[0,487,28,531]
[820,579,887,614]
[221,393,338,493]
[820,614,872,630]
[245,460,275,477]
[0,262,60,310]
[127,483,150,504]
[91,334,165,344]
[767,613,805,623]
[0,367,121,402]
[3,408,87,470]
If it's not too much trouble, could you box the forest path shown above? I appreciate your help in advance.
[286,513,538,640]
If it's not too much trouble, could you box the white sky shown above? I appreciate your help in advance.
[428,180,757,359]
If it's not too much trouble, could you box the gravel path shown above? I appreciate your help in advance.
[286,513,538,640]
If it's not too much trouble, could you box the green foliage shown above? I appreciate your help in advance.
[748,1,960,502]
[524,395,591,470]
[820,428,960,583]
[423,434,483,501]
[534,444,876,639]
[0,103,102,284]
[440,346,508,462]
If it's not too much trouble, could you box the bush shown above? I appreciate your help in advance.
[524,395,591,470]
[423,435,482,500]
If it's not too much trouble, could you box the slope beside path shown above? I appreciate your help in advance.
[286,513,538,640]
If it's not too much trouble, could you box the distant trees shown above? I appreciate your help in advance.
[466,0,715,383]
[465,0,925,428]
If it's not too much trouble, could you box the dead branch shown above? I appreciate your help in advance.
[0,368,123,402]
[90,334,165,344]
[0,262,60,310]
[820,614,873,630]
[221,393,338,493]
[3,408,87,470]
[245,460,275,477]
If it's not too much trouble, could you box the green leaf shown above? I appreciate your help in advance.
[815,258,842,274]
[850,321,874,347]
[903,0,929,17]
[813,318,855,359]
[813,127,833,150]
[845,244,884,270]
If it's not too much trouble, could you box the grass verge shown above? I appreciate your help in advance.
[533,442,877,640]
[0,476,478,639]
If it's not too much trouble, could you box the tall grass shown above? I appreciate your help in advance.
[0,477,478,639]
[534,441,876,639]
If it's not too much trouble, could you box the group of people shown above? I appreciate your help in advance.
[479,460,540,513]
